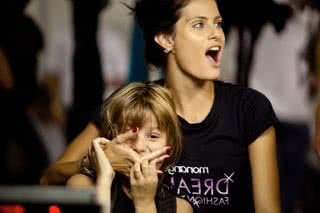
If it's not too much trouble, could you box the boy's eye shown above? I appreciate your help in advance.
[151,134,159,139]
[148,132,161,140]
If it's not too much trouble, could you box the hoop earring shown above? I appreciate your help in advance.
[163,48,171,54]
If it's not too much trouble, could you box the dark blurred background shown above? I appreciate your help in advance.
[0,0,320,212]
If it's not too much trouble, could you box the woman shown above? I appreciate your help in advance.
[41,0,280,212]
[67,82,192,213]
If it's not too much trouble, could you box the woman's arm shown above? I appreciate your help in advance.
[41,122,170,185]
[40,122,99,185]
[40,122,137,184]
[249,127,281,213]
[176,198,193,213]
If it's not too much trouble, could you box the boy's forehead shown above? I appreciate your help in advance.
[140,111,159,126]
[124,110,159,127]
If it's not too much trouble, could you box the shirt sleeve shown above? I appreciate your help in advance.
[243,89,278,144]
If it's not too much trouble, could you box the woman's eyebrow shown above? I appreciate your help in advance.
[215,15,222,21]
[186,15,222,22]
[186,16,207,22]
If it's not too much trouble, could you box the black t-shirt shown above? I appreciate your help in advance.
[163,81,277,213]
[93,80,278,213]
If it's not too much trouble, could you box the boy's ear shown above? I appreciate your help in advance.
[154,33,174,50]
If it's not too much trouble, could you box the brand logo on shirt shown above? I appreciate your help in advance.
[164,169,235,208]
[167,166,209,175]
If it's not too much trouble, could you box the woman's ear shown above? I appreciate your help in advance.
[154,33,174,52]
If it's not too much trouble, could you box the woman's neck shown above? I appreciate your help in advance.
[165,71,215,124]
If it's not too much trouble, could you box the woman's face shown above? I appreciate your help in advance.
[169,0,225,80]
[124,111,167,159]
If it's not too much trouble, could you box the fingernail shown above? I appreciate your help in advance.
[157,170,164,176]
[131,127,138,133]
[164,155,170,160]
[166,146,172,153]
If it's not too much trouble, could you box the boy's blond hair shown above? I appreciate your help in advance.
[100,82,182,170]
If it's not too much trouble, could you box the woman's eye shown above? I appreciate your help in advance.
[214,21,222,29]
[193,22,204,29]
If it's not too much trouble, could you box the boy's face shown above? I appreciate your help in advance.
[124,111,167,158]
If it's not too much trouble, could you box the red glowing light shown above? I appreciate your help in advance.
[48,205,61,213]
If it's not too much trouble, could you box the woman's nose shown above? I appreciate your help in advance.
[208,29,219,41]
[208,23,224,41]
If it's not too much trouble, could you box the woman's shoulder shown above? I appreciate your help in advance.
[215,80,269,101]
[176,197,193,213]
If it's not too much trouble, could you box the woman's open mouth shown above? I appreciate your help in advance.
[205,46,222,66]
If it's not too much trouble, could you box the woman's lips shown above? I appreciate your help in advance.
[206,46,222,66]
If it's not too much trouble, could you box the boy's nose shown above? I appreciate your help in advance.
[131,135,148,154]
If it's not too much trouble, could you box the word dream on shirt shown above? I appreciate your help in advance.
[166,165,235,208]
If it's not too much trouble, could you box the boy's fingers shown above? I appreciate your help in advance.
[90,137,108,157]
[150,154,170,165]
[93,141,107,165]
[142,146,171,161]
[93,140,104,155]
[157,170,164,175]
[133,162,143,180]
[130,165,136,184]
[148,159,157,175]
[141,159,149,176]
